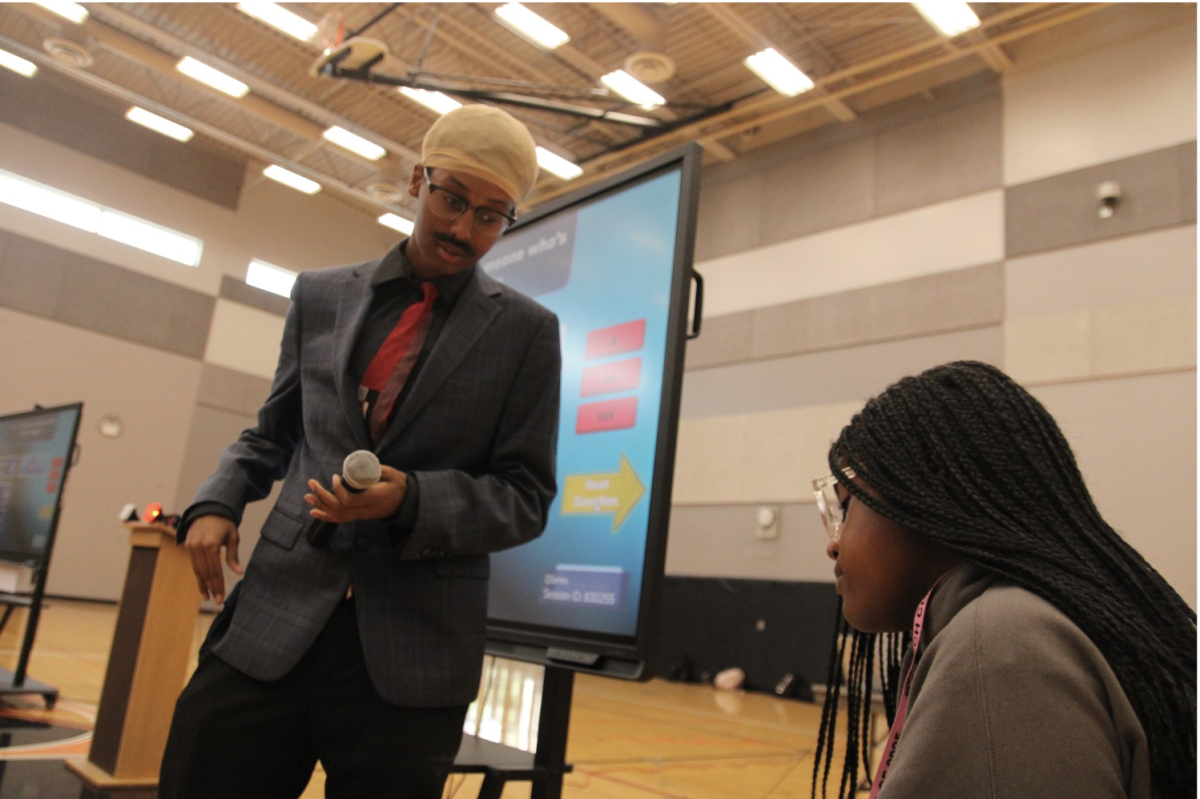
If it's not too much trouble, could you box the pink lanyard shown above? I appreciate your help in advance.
[868,578,944,799]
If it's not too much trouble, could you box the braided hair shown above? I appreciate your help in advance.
[811,360,1196,799]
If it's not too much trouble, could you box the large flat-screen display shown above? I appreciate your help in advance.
[482,144,702,679]
[0,404,82,567]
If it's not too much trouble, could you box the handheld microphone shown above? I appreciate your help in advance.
[305,450,382,548]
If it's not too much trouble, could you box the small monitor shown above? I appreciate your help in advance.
[0,404,82,568]
[482,144,702,679]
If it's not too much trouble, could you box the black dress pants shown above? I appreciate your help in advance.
[159,598,469,799]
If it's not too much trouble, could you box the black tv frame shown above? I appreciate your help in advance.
[484,143,703,680]
[0,403,82,568]
[0,401,83,706]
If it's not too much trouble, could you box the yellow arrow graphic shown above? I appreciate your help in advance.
[562,454,645,532]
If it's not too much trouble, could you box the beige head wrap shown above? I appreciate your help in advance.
[421,105,539,203]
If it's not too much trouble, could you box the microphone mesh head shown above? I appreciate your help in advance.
[343,450,382,490]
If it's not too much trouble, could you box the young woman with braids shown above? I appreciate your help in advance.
[809,360,1195,799]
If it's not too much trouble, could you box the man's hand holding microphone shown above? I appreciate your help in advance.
[303,451,405,545]
[184,451,402,604]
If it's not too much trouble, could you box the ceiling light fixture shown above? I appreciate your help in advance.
[398,87,462,115]
[536,147,583,180]
[322,126,387,161]
[246,259,298,298]
[744,48,814,97]
[0,48,37,78]
[0,171,101,231]
[494,3,570,50]
[97,211,202,266]
[911,1,981,37]
[35,0,88,24]
[263,165,321,195]
[126,107,194,142]
[378,214,414,235]
[0,169,203,265]
[235,2,318,42]
[600,70,665,110]
[177,56,250,98]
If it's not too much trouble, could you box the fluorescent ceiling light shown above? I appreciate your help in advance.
[36,0,87,24]
[97,211,202,266]
[0,172,101,231]
[912,1,981,36]
[377,214,414,235]
[744,48,814,97]
[494,3,570,50]
[0,48,37,78]
[246,259,297,298]
[126,107,194,142]
[0,168,203,265]
[236,2,317,42]
[177,56,250,99]
[263,165,321,195]
[398,87,462,115]
[322,126,387,161]
[536,147,582,180]
[600,70,665,110]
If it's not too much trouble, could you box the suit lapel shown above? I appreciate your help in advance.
[332,262,376,451]
[376,268,502,451]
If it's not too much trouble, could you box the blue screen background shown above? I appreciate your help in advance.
[483,168,682,638]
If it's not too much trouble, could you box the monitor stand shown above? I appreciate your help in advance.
[0,572,58,708]
[451,665,574,798]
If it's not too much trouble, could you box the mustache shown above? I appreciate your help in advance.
[434,234,474,257]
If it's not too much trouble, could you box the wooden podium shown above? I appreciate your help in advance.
[68,521,201,788]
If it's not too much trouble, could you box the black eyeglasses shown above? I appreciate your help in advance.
[423,168,516,236]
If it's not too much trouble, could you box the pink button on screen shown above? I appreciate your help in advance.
[585,319,646,361]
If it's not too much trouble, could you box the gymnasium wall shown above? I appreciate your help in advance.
[668,5,1197,609]
[0,107,392,600]
[0,4,1193,616]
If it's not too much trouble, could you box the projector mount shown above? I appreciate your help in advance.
[310,37,666,130]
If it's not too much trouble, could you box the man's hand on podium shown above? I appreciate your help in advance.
[184,516,244,605]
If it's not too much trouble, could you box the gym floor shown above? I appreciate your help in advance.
[0,598,866,798]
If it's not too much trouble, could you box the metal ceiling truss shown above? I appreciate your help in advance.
[0,2,1115,219]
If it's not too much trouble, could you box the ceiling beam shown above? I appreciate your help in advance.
[527,3,1109,207]
[699,2,857,123]
[0,32,404,219]
[463,4,741,163]
[77,4,419,167]
[698,137,737,161]
[962,29,1014,73]
[587,3,667,50]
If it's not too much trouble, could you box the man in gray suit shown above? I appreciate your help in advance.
[160,105,561,799]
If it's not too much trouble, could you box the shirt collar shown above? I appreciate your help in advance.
[370,239,474,307]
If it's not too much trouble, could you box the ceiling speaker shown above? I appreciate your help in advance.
[43,37,94,68]
[366,182,406,204]
[623,51,676,84]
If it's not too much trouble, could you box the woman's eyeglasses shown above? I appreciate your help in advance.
[812,467,855,540]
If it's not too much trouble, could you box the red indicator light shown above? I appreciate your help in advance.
[143,503,163,523]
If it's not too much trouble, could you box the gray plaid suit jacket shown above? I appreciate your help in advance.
[191,255,561,707]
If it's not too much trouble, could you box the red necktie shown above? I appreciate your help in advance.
[361,282,439,444]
